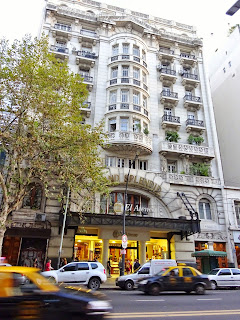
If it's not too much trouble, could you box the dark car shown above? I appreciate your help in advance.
[0,266,112,320]
[137,265,211,295]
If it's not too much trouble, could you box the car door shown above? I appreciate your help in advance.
[75,262,90,283]
[58,263,77,283]
[216,269,232,287]
[182,267,195,291]
[231,268,240,286]
[162,268,181,291]
[137,267,150,280]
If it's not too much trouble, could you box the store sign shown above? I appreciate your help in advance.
[125,204,151,215]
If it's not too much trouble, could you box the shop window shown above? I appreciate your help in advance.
[199,199,212,220]
[77,263,89,270]
[22,183,43,210]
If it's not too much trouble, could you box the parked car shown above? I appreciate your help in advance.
[0,266,111,320]
[138,265,211,295]
[42,261,107,290]
[116,259,177,290]
[208,268,240,289]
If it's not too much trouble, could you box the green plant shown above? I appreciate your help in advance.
[189,163,210,176]
[143,128,149,135]
[165,131,180,143]
[188,134,204,145]
[180,171,185,174]
[135,123,141,131]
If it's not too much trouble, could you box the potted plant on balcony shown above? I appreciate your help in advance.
[165,130,180,143]
[189,163,210,176]
[188,134,204,145]
[143,128,149,135]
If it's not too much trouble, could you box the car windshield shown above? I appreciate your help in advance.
[155,268,168,276]
[208,269,219,275]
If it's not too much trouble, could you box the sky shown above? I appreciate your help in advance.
[0,0,240,61]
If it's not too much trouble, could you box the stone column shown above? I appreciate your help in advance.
[139,240,146,265]
[102,239,109,270]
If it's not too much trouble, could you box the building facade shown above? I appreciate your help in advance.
[2,0,234,272]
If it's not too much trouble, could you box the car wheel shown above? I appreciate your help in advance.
[46,276,57,284]
[195,284,205,295]
[88,277,100,290]
[125,280,134,291]
[149,284,161,296]
[210,281,217,290]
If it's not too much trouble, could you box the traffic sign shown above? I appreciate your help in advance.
[122,234,128,249]
[120,249,126,255]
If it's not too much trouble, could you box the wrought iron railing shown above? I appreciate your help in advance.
[120,103,129,109]
[54,23,71,32]
[80,29,97,37]
[77,51,97,59]
[186,119,204,127]
[161,91,178,99]
[50,45,69,54]
[162,114,180,123]
[159,67,176,76]
[181,72,199,80]
[159,47,174,55]
[79,73,93,82]
[184,95,201,102]
[180,53,196,59]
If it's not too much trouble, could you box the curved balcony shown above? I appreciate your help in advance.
[159,141,215,159]
[108,77,149,94]
[106,102,149,119]
[160,90,179,107]
[109,54,148,71]
[183,95,202,111]
[104,131,153,155]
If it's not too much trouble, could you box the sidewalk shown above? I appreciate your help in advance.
[101,275,118,290]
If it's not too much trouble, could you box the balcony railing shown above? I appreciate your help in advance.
[110,79,117,85]
[133,56,140,62]
[181,72,199,80]
[159,48,174,55]
[121,78,130,83]
[50,45,69,54]
[180,53,196,59]
[133,105,141,112]
[79,73,93,83]
[121,54,130,59]
[80,29,97,37]
[120,103,129,109]
[159,67,176,76]
[77,51,97,59]
[108,104,117,111]
[133,79,140,86]
[161,91,178,99]
[143,61,147,68]
[82,102,91,109]
[54,23,71,32]
[108,78,148,92]
[111,55,118,62]
[162,114,180,123]
[184,95,201,103]
[159,172,220,187]
[144,109,148,116]
[186,119,204,127]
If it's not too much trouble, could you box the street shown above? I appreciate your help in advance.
[102,289,240,319]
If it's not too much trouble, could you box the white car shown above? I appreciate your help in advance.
[42,261,107,290]
[208,268,240,289]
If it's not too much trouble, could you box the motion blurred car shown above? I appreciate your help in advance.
[138,265,211,295]
[0,266,112,320]
[208,268,240,289]
[42,261,107,290]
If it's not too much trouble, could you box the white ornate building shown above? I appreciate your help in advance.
[2,0,235,272]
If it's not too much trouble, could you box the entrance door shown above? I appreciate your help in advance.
[2,236,21,265]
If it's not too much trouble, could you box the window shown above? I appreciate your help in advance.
[109,118,116,132]
[142,50,146,61]
[63,264,77,272]
[122,66,129,77]
[219,269,231,276]
[133,67,140,79]
[120,117,129,131]
[0,150,6,167]
[77,263,89,271]
[187,112,195,120]
[22,183,43,210]
[186,90,193,98]
[133,119,141,132]
[117,158,125,168]
[112,44,119,56]
[111,67,118,78]
[133,45,140,57]
[232,269,240,275]
[143,96,147,108]
[109,91,117,104]
[106,156,115,167]
[90,263,98,269]
[129,159,136,169]
[163,86,171,94]
[122,43,129,54]
[199,199,212,220]
[167,161,177,173]
[183,268,193,276]
[138,267,149,274]
[121,90,129,103]
[56,40,66,47]
[164,107,172,116]
[139,160,147,171]
[142,72,146,83]
[133,91,140,105]
[234,202,240,225]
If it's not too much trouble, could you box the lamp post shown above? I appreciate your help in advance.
[121,153,139,276]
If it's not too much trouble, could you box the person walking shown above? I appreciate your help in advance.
[133,259,140,272]
[107,259,111,278]
[125,259,132,275]
[33,258,39,268]
[118,258,123,275]
[45,259,53,271]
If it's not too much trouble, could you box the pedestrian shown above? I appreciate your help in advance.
[74,257,79,262]
[107,259,111,277]
[118,258,123,275]
[33,258,39,268]
[133,259,140,272]
[45,259,53,271]
[126,259,132,274]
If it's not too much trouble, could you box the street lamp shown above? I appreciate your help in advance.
[121,152,139,276]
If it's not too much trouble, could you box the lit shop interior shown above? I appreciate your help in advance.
[74,231,172,275]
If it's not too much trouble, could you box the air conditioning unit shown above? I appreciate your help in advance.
[35,213,46,222]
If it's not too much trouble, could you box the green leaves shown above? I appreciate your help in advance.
[165,130,180,142]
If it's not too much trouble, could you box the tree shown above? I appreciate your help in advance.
[0,36,109,255]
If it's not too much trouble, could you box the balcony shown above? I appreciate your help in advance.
[183,95,202,111]
[80,102,91,117]
[106,103,149,119]
[109,55,148,70]
[105,130,153,155]
[158,67,177,85]
[161,114,181,130]
[158,48,175,62]
[79,73,93,91]
[108,77,148,92]
[160,91,179,107]
[159,172,220,188]
[79,29,98,45]
[52,23,72,39]
[186,119,205,134]
[50,45,69,59]
[76,51,97,66]
[159,141,214,159]
[181,72,200,89]
[180,53,197,67]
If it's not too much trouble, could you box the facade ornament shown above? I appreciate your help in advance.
[160,154,167,172]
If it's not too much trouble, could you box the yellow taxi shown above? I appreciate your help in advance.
[0,266,111,320]
[137,265,211,295]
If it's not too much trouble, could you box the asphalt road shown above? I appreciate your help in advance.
[102,288,240,319]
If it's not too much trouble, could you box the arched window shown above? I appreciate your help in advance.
[199,199,211,220]
[22,183,43,210]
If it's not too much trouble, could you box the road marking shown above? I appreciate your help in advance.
[197,298,222,301]
[131,299,165,302]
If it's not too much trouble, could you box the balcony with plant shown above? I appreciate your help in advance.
[165,130,180,142]
[189,163,210,177]
[187,134,204,145]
